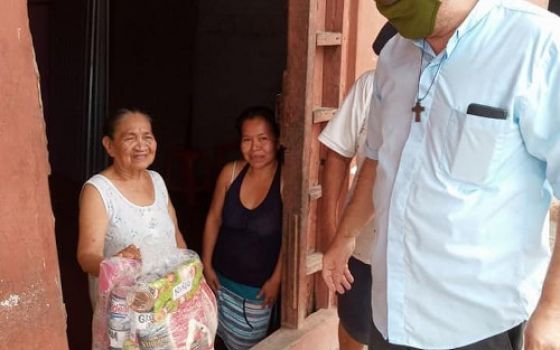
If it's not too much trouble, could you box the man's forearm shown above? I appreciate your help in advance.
[539,223,560,309]
[524,219,560,349]
[322,149,352,244]
[335,159,377,239]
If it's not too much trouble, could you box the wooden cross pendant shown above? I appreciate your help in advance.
[412,100,425,122]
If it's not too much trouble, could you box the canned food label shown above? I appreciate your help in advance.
[109,328,128,349]
[133,311,154,331]
[110,290,131,332]
[138,324,171,350]
[109,317,131,332]
[110,301,129,315]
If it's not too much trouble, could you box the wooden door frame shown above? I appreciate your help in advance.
[280,0,358,329]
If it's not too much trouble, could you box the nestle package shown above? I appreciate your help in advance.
[92,249,218,350]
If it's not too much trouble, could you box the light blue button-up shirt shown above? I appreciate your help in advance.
[366,0,560,348]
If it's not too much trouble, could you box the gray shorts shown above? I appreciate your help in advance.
[337,256,373,345]
[368,321,525,350]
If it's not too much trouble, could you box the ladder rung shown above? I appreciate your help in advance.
[316,31,342,46]
[306,252,323,275]
[308,184,322,200]
[313,107,337,124]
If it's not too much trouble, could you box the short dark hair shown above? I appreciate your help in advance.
[235,106,279,139]
[102,108,152,138]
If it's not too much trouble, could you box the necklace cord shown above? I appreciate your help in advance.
[416,40,444,103]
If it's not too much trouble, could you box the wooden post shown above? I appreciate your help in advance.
[313,0,352,310]
[281,0,387,330]
[281,0,316,329]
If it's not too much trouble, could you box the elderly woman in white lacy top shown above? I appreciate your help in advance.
[77,108,187,305]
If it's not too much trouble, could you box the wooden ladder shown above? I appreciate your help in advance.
[280,0,363,329]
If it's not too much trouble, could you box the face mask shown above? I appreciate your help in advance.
[376,0,441,39]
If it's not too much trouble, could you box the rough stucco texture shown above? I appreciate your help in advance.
[0,1,68,349]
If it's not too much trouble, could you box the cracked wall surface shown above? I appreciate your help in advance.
[0,0,68,348]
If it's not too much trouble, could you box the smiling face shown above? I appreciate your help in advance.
[103,112,157,171]
[240,116,278,169]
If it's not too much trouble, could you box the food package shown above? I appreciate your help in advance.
[92,249,218,350]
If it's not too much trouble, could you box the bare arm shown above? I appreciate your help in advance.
[541,223,560,306]
[77,184,109,277]
[321,149,352,246]
[256,166,285,306]
[168,200,187,249]
[336,158,376,240]
[202,162,239,291]
[525,222,560,349]
[322,158,377,294]
[259,240,284,307]
[270,243,284,283]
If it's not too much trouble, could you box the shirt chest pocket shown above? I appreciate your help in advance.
[441,109,514,186]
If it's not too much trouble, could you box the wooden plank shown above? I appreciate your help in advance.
[306,252,323,275]
[281,0,317,330]
[253,309,339,350]
[308,184,322,200]
[312,107,337,124]
[290,214,300,310]
[314,0,349,311]
[305,121,322,317]
[316,31,342,46]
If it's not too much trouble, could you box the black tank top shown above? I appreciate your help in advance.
[213,163,283,287]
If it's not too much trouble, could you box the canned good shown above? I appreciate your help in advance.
[109,286,131,349]
[138,323,171,350]
[132,311,154,332]
[129,310,154,343]
[127,284,155,313]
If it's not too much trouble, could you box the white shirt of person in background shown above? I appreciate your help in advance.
[318,70,375,264]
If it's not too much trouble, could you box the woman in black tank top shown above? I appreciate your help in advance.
[201,106,283,349]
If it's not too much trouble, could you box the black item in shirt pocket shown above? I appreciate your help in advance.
[466,103,508,120]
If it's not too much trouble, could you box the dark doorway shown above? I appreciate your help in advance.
[551,0,560,15]
[28,1,286,348]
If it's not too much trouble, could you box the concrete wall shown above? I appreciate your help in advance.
[353,0,386,79]
[0,0,68,348]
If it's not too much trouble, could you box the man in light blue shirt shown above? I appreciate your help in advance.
[323,0,560,349]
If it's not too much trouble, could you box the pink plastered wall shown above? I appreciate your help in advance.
[0,0,68,348]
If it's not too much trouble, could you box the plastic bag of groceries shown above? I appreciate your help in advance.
[91,248,218,350]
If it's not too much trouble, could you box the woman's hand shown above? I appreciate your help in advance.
[258,276,281,308]
[203,265,221,293]
[115,244,142,260]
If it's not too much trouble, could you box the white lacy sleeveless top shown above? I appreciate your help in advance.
[84,170,177,304]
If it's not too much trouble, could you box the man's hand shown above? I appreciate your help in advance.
[322,159,376,294]
[322,236,356,294]
[525,304,560,350]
